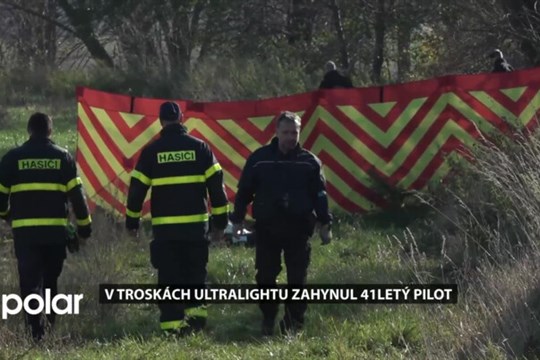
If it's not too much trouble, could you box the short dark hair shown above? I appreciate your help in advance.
[159,101,182,122]
[276,111,301,128]
[27,112,52,137]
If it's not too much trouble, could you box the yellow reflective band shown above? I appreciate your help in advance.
[152,213,209,225]
[11,183,66,193]
[151,175,205,186]
[0,210,8,216]
[76,216,92,226]
[211,204,229,215]
[205,163,222,179]
[185,306,208,319]
[12,218,68,228]
[0,183,9,194]
[66,177,82,191]
[160,320,188,330]
[131,170,151,186]
[126,208,141,218]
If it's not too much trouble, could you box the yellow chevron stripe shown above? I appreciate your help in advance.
[217,120,264,153]
[118,112,150,127]
[337,98,427,147]
[247,115,274,131]
[323,167,373,211]
[309,136,375,189]
[397,120,477,188]
[78,139,121,196]
[184,117,246,169]
[424,153,461,191]
[88,106,161,158]
[302,93,499,179]
[79,108,132,179]
[469,91,519,126]
[518,90,540,126]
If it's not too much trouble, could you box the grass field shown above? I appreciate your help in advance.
[0,104,538,359]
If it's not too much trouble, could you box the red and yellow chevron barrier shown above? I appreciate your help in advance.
[76,68,540,215]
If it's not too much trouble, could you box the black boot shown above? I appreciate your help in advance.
[261,317,275,336]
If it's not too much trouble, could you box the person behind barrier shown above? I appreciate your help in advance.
[230,111,333,336]
[490,49,514,73]
[319,60,353,89]
[125,101,229,336]
[0,112,92,341]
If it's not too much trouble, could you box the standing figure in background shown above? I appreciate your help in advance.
[490,49,514,73]
[319,60,353,89]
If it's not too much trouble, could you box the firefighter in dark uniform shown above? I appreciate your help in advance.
[319,60,353,89]
[0,113,92,341]
[125,101,229,335]
[230,111,333,336]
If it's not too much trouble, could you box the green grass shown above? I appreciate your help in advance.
[2,103,535,359]
[0,103,78,157]
[0,207,433,359]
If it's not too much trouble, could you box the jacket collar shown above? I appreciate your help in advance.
[160,123,187,136]
[270,137,301,158]
[26,136,54,145]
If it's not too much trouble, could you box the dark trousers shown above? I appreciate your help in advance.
[255,223,311,327]
[13,241,66,340]
[150,238,208,331]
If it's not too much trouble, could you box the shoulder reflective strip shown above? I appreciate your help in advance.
[160,320,188,330]
[205,163,222,179]
[76,216,92,226]
[12,218,68,228]
[131,170,151,186]
[126,209,141,218]
[11,183,66,193]
[151,175,205,186]
[66,177,82,191]
[0,183,9,194]
[185,306,208,319]
[211,204,229,215]
[151,213,209,225]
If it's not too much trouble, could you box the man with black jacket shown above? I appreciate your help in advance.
[125,101,229,335]
[0,112,92,341]
[319,61,353,89]
[230,111,332,336]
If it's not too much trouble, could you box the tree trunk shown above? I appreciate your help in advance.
[287,0,314,44]
[329,0,350,69]
[371,0,386,84]
[57,0,114,68]
[397,21,411,82]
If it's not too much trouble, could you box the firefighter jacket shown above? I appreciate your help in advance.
[125,123,229,240]
[0,137,92,244]
[230,137,332,228]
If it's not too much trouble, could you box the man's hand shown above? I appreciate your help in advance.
[319,223,332,245]
[209,229,225,244]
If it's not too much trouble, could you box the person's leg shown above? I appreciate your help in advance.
[42,244,66,330]
[150,239,186,333]
[254,225,283,335]
[14,241,45,341]
[282,234,311,333]
[182,238,209,332]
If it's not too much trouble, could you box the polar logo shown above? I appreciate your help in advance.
[2,289,83,320]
